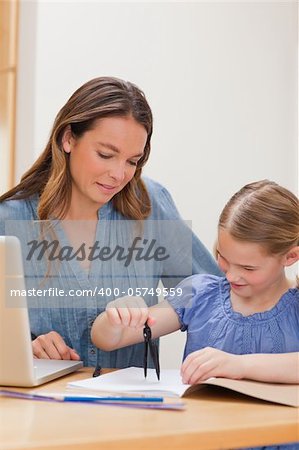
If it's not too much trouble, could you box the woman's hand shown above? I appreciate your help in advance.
[181,347,243,384]
[105,296,155,329]
[32,331,80,360]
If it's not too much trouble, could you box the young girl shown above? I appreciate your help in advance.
[92,180,299,387]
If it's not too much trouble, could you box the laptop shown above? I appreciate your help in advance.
[0,236,83,387]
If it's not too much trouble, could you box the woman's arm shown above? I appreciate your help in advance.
[91,297,181,351]
[181,347,299,384]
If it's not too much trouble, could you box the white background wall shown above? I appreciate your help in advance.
[16,1,298,368]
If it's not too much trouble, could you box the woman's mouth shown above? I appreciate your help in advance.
[96,182,119,193]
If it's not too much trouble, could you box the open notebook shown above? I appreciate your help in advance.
[68,367,299,407]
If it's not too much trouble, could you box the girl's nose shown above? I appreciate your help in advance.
[225,270,241,283]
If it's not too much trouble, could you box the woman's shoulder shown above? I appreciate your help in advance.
[0,196,38,221]
[142,176,169,196]
[142,176,180,219]
[0,196,39,243]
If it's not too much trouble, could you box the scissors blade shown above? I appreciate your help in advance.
[143,341,148,378]
[149,340,160,381]
[143,322,151,379]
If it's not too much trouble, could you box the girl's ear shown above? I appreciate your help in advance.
[212,239,218,259]
[283,246,299,267]
[61,125,73,153]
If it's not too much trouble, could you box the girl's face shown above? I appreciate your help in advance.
[63,116,147,214]
[217,229,288,299]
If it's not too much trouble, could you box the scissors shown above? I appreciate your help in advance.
[143,320,160,381]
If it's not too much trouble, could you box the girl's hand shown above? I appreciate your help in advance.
[32,331,80,360]
[105,296,155,329]
[92,297,180,351]
[181,347,243,384]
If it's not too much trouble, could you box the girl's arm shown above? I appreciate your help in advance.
[239,352,299,383]
[91,297,181,351]
[181,347,299,384]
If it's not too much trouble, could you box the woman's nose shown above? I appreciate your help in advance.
[108,164,125,182]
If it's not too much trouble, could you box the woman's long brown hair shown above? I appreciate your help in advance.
[0,77,153,220]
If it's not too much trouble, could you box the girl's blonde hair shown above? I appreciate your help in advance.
[219,180,299,254]
[218,180,299,287]
[0,77,153,220]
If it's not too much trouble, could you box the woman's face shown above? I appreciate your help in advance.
[63,116,147,214]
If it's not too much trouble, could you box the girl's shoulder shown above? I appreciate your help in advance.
[283,287,299,309]
[291,286,299,296]
[181,273,223,292]
[168,274,224,310]
[167,274,225,331]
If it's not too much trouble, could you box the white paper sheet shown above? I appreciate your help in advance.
[68,367,190,397]
[67,367,299,407]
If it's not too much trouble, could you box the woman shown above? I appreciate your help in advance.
[0,76,221,368]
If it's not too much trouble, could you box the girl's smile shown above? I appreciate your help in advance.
[217,228,292,313]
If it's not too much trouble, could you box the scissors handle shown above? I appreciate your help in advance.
[143,322,152,342]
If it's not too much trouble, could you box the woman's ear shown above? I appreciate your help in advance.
[283,246,299,267]
[61,126,73,153]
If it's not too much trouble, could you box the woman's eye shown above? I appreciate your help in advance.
[97,152,112,159]
[128,160,138,167]
[243,267,255,271]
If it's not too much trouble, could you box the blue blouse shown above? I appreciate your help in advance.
[168,274,299,358]
[168,274,299,450]
[0,177,221,368]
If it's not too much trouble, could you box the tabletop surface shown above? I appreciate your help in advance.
[1,368,298,450]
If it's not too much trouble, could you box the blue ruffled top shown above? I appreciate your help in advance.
[168,274,299,359]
